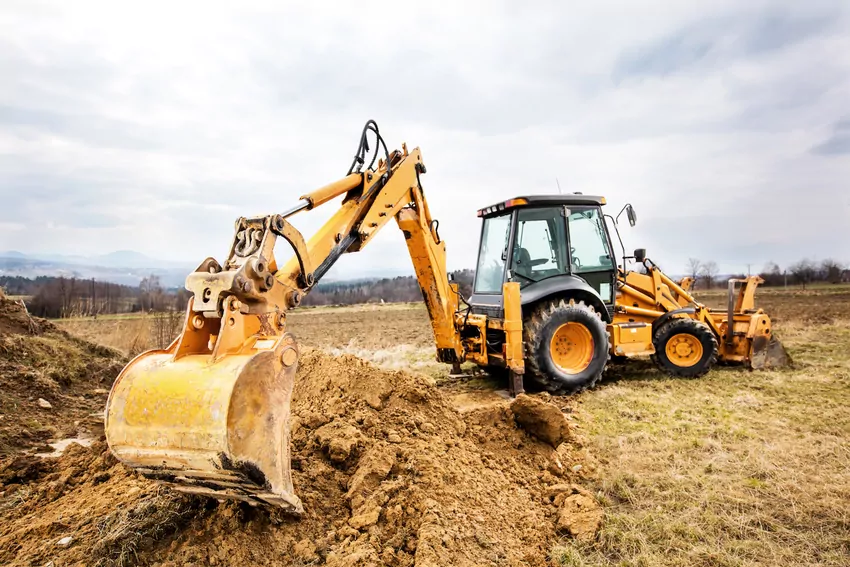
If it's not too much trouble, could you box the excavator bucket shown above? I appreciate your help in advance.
[105,300,303,513]
[750,334,792,370]
[722,277,791,371]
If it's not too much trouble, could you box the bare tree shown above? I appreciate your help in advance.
[699,261,719,289]
[790,259,817,289]
[758,262,783,286]
[685,258,702,289]
[139,275,167,311]
[820,259,844,284]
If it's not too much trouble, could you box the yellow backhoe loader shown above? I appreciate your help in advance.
[105,121,789,512]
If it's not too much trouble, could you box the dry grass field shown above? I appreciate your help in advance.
[55,287,850,566]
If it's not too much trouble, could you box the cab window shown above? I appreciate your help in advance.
[474,214,512,294]
[510,207,568,285]
[567,207,613,273]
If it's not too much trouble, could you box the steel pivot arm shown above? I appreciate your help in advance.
[277,144,461,357]
[183,138,461,358]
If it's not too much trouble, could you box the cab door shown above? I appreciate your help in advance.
[470,211,514,313]
[565,206,616,306]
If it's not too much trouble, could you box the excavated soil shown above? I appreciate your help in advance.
[0,298,600,567]
[0,298,124,455]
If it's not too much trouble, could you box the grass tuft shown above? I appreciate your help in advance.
[551,542,588,567]
[91,488,202,567]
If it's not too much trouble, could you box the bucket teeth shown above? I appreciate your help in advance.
[137,468,304,513]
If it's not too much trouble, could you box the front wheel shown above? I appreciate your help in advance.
[524,298,610,394]
[652,318,718,378]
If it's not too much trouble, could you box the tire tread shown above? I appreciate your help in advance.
[523,298,610,394]
[651,318,719,378]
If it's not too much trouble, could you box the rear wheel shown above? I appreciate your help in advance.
[524,298,610,394]
[652,318,718,378]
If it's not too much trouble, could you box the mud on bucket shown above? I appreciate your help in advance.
[105,332,303,513]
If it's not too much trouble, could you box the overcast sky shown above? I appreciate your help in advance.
[1,0,848,279]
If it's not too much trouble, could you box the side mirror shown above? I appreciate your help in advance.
[634,248,646,262]
[616,203,638,227]
[626,204,637,227]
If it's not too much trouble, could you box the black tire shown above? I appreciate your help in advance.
[651,318,718,378]
[524,298,610,394]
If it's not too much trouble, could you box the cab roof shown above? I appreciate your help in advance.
[477,194,606,217]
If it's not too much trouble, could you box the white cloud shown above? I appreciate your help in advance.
[1,0,848,279]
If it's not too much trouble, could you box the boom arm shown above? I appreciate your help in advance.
[183,131,461,361]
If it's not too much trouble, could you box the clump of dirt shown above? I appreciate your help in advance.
[0,297,125,455]
[0,440,199,567]
[510,393,574,448]
[0,348,600,566]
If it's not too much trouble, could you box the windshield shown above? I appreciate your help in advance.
[567,207,613,273]
[474,214,512,294]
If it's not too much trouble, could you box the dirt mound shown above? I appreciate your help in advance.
[0,297,125,454]
[0,295,45,335]
[0,349,599,566]
[0,440,196,567]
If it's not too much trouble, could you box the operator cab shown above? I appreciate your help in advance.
[471,194,618,318]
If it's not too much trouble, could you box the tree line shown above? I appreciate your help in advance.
[685,258,849,290]
[3,259,845,319]
[0,275,189,318]
[301,270,475,306]
[0,270,476,317]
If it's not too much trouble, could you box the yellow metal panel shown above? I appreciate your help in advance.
[610,323,654,357]
[620,271,657,302]
[503,282,525,374]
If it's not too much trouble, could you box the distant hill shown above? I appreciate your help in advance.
[0,250,440,289]
[93,250,172,269]
[0,251,192,288]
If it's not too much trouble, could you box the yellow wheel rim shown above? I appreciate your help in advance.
[549,322,595,374]
[665,333,703,367]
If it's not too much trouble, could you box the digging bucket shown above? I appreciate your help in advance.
[105,305,303,513]
[750,334,792,370]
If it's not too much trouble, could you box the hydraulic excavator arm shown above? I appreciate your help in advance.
[184,141,457,334]
[105,122,462,512]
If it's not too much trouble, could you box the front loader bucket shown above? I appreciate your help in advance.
[105,331,303,513]
[750,334,792,370]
